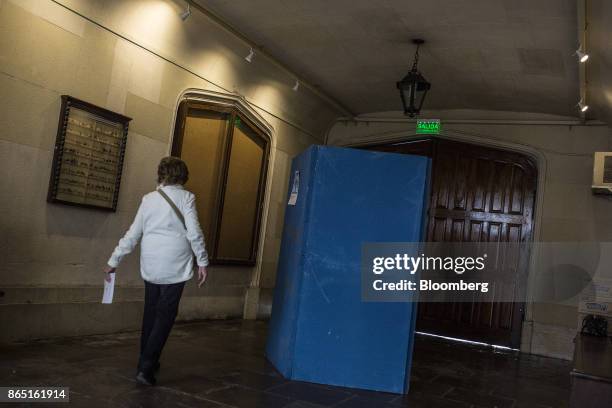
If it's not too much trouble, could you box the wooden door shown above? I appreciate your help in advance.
[363,139,537,348]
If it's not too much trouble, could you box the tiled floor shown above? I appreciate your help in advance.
[0,320,571,407]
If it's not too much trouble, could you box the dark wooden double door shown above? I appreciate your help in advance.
[366,139,537,348]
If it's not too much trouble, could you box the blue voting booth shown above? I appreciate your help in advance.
[266,146,430,394]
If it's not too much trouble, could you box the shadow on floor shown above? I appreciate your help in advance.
[0,320,571,407]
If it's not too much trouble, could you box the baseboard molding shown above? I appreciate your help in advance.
[0,285,247,343]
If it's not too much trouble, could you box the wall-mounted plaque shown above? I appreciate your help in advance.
[47,95,132,211]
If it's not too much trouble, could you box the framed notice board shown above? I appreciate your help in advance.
[47,95,132,211]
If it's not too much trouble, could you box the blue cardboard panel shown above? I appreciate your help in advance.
[265,147,318,377]
[266,146,430,394]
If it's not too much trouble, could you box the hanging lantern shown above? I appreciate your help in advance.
[397,39,431,117]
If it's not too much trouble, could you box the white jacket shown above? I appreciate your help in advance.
[108,184,209,284]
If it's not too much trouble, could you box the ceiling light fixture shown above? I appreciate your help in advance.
[578,99,589,112]
[396,39,431,118]
[245,48,255,63]
[179,3,191,21]
[292,80,299,92]
[576,46,589,63]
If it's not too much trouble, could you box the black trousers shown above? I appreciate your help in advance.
[138,280,185,374]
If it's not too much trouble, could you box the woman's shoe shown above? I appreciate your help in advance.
[135,371,156,386]
[136,360,160,375]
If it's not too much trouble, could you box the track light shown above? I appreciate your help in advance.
[292,80,299,92]
[576,46,589,63]
[179,3,191,21]
[578,99,589,112]
[245,48,254,63]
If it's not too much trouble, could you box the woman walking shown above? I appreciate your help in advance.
[104,156,208,386]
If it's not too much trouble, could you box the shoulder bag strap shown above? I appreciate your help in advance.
[157,188,186,230]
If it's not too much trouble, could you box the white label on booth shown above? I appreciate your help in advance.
[288,171,299,206]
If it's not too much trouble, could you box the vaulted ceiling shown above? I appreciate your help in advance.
[196,0,594,119]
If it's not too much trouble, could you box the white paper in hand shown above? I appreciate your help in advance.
[102,273,115,304]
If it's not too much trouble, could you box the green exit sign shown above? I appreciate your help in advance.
[416,119,441,134]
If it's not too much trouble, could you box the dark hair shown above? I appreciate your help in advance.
[157,156,189,185]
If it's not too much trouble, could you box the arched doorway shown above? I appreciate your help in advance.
[363,138,537,348]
